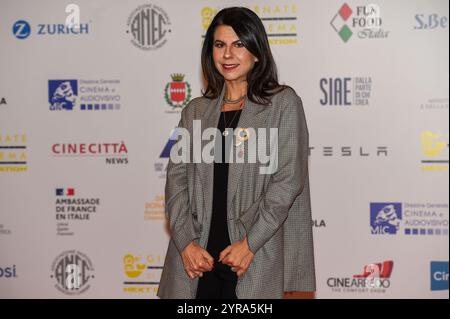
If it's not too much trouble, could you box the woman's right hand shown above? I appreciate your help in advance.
[181,241,214,279]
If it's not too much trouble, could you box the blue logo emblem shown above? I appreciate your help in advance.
[370,203,402,234]
[431,261,449,291]
[160,128,180,158]
[13,20,31,39]
[48,80,78,110]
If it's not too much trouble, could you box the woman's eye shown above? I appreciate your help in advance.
[213,43,244,48]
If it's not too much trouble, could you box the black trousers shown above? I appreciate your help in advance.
[196,261,238,299]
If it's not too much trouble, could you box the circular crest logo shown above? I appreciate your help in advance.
[50,250,94,295]
[127,4,171,50]
[12,20,31,39]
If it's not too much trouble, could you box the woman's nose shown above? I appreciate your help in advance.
[223,46,233,58]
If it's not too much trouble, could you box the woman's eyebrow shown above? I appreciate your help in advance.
[214,39,242,44]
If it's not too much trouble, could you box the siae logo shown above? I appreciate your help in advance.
[320,77,372,106]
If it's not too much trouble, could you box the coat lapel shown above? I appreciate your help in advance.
[195,85,225,224]
[227,92,271,219]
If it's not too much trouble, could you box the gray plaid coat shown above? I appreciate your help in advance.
[157,84,315,299]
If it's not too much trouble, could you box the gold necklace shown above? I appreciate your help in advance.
[223,95,245,104]
[223,89,246,104]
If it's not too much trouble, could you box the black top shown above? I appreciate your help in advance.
[206,109,242,262]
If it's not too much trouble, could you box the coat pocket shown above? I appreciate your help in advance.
[238,193,264,234]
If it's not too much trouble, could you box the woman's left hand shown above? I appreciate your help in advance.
[219,237,254,277]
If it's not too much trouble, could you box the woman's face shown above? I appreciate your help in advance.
[212,25,258,82]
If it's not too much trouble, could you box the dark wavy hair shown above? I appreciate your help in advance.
[201,7,288,106]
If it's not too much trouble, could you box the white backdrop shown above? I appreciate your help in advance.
[0,0,448,298]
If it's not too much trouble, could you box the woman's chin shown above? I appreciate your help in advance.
[220,73,244,81]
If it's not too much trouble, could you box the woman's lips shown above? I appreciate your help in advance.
[222,64,239,71]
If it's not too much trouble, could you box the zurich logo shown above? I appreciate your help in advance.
[13,20,31,39]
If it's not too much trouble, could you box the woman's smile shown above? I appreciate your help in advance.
[222,64,240,71]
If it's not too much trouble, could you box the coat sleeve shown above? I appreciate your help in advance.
[239,92,309,254]
[165,108,200,254]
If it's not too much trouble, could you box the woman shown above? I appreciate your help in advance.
[158,7,315,299]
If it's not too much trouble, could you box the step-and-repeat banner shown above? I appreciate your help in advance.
[0,0,448,298]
